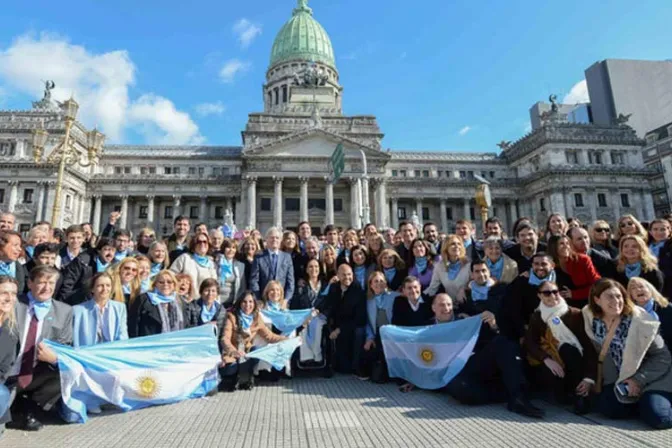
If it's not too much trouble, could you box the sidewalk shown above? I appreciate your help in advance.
[1,376,668,448]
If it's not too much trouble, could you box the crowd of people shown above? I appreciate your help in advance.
[0,209,671,435]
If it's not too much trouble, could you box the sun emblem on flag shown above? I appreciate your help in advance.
[135,372,161,399]
[419,348,434,364]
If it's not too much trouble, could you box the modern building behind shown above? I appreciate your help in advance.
[586,59,672,137]
[529,102,592,131]
[643,121,672,216]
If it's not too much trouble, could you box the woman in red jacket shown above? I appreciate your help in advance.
[548,235,601,308]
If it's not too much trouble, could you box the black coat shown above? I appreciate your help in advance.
[56,252,98,306]
[128,293,188,338]
[7,261,27,295]
[587,248,617,279]
[657,240,672,299]
[0,323,19,382]
[185,299,227,333]
[462,284,508,348]
[504,241,548,274]
[653,302,672,351]
[290,280,327,311]
[391,295,433,327]
[615,268,664,293]
[321,282,367,331]
[498,274,542,341]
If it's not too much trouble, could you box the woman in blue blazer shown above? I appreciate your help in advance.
[73,272,129,348]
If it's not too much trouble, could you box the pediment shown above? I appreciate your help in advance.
[243,128,390,161]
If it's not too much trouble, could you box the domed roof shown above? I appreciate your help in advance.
[270,0,336,68]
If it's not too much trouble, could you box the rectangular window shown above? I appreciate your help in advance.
[445,171,452,178]
[446,207,453,220]
[399,170,407,177]
[598,193,607,207]
[539,198,546,212]
[19,223,30,234]
[469,207,475,220]
[65,195,72,210]
[490,171,495,178]
[414,170,421,177]
[392,170,398,177]
[282,85,288,103]
[621,193,630,208]
[164,167,172,175]
[467,171,474,179]
[221,167,230,175]
[422,207,430,220]
[574,193,584,207]
[189,206,198,219]
[198,167,205,177]
[0,189,4,203]
[215,206,224,219]
[114,205,122,212]
[139,206,148,219]
[149,166,156,174]
[261,198,271,211]
[164,206,173,219]
[566,151,579,164]
[124,166,131,174]
[397,207,407,219]
[213,167,221,176]
[140,167,148,175]
[437,171,443,178]
[459,171,466,179]
[334,198,343,212]
[481,171,487,178]
[285,198,300,211]
[23,189,34,204]
[115,166,123,174]
[422,170,430,178]
[611,151,624,165]
[188,167,196,175]
[308,198,326,210]
[173,167,180,175]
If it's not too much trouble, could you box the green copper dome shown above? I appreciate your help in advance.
[270,0,336,68]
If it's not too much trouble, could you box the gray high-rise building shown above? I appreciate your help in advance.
[586,59,672,137]
[529,102,592,131]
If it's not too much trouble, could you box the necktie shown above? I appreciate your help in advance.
[18,314,39,389]
[271,253,278,278]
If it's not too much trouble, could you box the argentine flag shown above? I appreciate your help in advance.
[44,325,221,423]
[261,308,313,335]
[380,316,481,390]
[246,337,302,370]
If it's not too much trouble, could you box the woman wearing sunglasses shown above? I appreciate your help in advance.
[170,233,218,295]
[615,215,648,246]
[524,280,595,415]
[590,221,618,259]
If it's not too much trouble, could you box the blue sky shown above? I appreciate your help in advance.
[0,0,670,152]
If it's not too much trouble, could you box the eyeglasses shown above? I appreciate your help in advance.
[619,222,634,227]
[595,228,610,233]
[196,240,209,245]
[539,290,560,297]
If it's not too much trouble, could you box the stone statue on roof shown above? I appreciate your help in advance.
[32,80,59,111]
[614,113,632,125]
[549,94,559,113]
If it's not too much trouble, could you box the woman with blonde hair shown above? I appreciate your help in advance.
[337,230,360,266]
[147,241,170,277]
[135,254,152,293]
[615,214,648,244]
[583,278,672,429]
[627,277,672,349]
[110,256,141,306]
[544,213,569,241]
[0,276,19,425]
[238,236,260,288]
[376,248,406,292]
[320,244,339,285]
[128,269,186,338]
[425,235,471,300]
[590,220,618,259]
[135,227,156,255]
[615,235,663,292]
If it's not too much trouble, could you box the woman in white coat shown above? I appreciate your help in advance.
[170,234,218,295]
[424,235,471,302]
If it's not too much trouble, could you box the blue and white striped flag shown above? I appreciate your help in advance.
[245,337,302,370]
[44,325,221,424]
[380,316,481,390]
[261,308,312,335]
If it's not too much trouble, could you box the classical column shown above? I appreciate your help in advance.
[120,195,129,229]
[588,189,597,222]
[611,190,621,223]
[246,177,257,229]
[199,195,208,223]
[643,190,656,221]
[349,178,359,228]
[224,197,232,214]
[273,177,283,228]
[324,177,334,227]
[93,194,102,234]
[440,199,448,233]
[635,191,645,220]
[372,180,382,228]
[35,181,46,222]
[463,198,470,221]
[147,195,155,229]
[390,197,399,230]
[173,195,182,217]
[7,181,18,213]
[361,176,370,225]
[508,201,517,232]
[43,181,56,224]
[379,180,388,228]
[299,177,309,223]
[416,199,423,228]
[78,194,87,224]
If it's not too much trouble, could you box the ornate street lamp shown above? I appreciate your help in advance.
[32,96,105,227]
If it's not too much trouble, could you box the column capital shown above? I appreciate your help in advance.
[299,176,310,183]
[244,175,258,183]
[146,194,155,200]
[440,198,447,205]
[7,180,18,186]
[93,193,102,199]
[273,176,284,183]
[199,194,208,200]
[119,194,129,200]
[347,177,359,186]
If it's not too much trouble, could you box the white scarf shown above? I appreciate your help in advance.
[538,300,583,355]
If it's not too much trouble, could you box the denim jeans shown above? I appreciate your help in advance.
[0,384,10,423]
[597,385,672,429]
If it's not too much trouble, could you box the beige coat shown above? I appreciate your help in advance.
[582,306,672,404]
[221,312,284,364]
[499,254,519,284]
[424,261,471,302]
[170,253,218,295]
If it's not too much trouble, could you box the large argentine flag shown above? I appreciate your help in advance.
[44,325,221,423]
[380,316,481,390]
[261,309,312,336]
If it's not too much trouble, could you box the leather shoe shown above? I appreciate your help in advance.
[507,397,545,419]
[7,413,43,431]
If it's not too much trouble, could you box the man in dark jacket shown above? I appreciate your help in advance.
[504,223,547,273]
[56,238,115,305]
[163,216,191,262]
[394,221,417,267]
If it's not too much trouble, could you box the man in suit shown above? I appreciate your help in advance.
[7,265,73,430]
[250,227,295,302]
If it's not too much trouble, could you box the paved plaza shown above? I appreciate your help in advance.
[1,376,670,448]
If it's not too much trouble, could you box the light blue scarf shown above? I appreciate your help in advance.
[446,262,462,281]
[28,292,52,321]
[528,269,556,286]
[642,298,659,321]
[266,300,282,312]
[383,267,396,284]
[192,254,212,269]
[463,238,472,249]
[219,257,233,280]
[140,278,151,293]
[625,262,642,279]
[147,289,177,305]
[649,241,665,258]
[354,265,367,289]
[0,261,16,278]
[25,246,35,258]
[200,301,218,323]
[344,249,351,261]
[238,311,253,330]
[485,257,504,281]
[114,250,128,263]
[122,283,131,295]
[470,279,494,302]
[96,257,110,273]
[150,262,162,278]
[414,257,428,273]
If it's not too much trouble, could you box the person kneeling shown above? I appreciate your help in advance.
[220,292,286,391]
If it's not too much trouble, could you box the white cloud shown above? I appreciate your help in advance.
[129,94,203,145]
[195,101,226,117]
[233,19,262,49]
[219,59,251,83]
[0,32,202,144]
[458,125,472,136]
[563,79,590,104]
